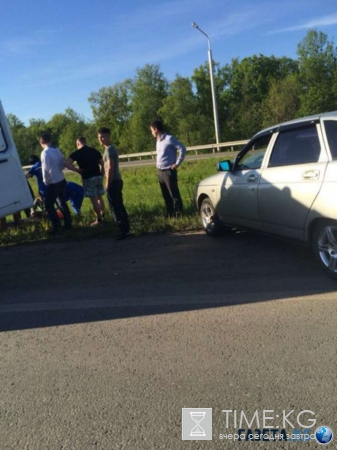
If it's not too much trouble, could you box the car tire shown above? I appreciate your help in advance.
[312,220,337,279]
[200,198,221,237]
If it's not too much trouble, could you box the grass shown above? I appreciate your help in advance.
[0,156,226,246]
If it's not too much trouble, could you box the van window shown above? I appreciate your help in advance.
[0,126,7,152]
[324,120,337,160]
[268,124,320,167]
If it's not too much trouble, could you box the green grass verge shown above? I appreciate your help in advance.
[0,156,226,246]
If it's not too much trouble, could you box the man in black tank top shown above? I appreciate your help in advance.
[65,136,105,226]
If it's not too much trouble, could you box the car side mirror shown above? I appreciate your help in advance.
[217,160,232,172]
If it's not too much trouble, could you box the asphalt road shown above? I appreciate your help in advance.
[0,230,336,449]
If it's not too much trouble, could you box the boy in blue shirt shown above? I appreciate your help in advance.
[65,181,84,216]
[26,155,83,216]
[26,154,47,200]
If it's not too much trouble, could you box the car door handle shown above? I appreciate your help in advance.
[302,170,319,180]
[0,158,8,164]
[247,174,258,182]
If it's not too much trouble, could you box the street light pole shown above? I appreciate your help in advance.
[192,22,220,150]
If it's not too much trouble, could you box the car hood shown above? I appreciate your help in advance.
[198,173,224,186]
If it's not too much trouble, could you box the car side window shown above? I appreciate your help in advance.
[236,134,271,170]
[268,124,320,167]
[324,120,337,160]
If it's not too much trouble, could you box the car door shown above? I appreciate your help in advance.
[258,122,328,240]
[0,102,33,217]
[217,132,272,229]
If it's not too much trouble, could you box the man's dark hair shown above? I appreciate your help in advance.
[77,136,87,145]
[151,120,164,133]
[40,133,51,144]
[97,127,111,135]
[29,154,40,164]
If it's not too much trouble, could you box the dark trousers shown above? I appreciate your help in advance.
[157,169,183,217]
[106,179,130,235]
[45,179,72,230]
[24,181,34,218]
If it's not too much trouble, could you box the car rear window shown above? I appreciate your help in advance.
[324,120,337,160]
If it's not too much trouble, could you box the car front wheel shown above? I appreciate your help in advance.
[312,220,337,279]
[200,198,221,237]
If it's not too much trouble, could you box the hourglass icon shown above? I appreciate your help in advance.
[190,411,206,436]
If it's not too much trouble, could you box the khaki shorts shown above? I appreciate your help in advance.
[83,176,105,198]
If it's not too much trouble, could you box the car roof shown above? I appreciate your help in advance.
[254,111,337,138]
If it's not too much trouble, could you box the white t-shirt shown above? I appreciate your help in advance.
[41,146,65,185]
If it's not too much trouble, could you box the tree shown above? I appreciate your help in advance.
[7,114,25,131]
[47,113,71,146]
[297,29,337,115]
[6,114,29,162]
[129,64,169,152]
[223,55,298,138]
[44,109,89,155]
[262,74,301,127]
[88,80,133,153]
[7,116,48,164]
[78,121,100,151]
[191,62,229,142]
[159,76,208,145]
[59,109,88,155]
[6,29,337,158]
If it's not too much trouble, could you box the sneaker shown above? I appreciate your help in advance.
[115,232,132,241]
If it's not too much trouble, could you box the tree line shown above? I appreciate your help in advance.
[7,29,337,164]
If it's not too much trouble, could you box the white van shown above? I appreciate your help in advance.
[0,101,33,218]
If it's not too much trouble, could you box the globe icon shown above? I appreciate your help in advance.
[315,426,333,444]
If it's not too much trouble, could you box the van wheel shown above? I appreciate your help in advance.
[200,198,221,237]
[312,220,337,279]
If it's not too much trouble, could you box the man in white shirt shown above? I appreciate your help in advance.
[150,120,186,218]
[40,133,72,233]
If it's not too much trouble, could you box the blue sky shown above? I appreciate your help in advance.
[1,0,337,125]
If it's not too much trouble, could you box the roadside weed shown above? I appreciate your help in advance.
[0,156,225,246]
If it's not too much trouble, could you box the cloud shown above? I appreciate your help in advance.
[11,4,268,89]
[1,37,43,54]
[5,1,293,90]
[188,2,274,44]
[268,13,337,34]
[0,29,55,55]
[116,0,206,30]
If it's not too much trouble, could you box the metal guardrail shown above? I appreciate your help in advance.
[118,139,249,161]
[22,139,249,169]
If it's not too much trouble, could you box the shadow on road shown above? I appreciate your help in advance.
[0,230,335,332]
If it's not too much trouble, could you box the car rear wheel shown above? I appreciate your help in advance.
[200,198,221,237]
[312,220,337,279]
